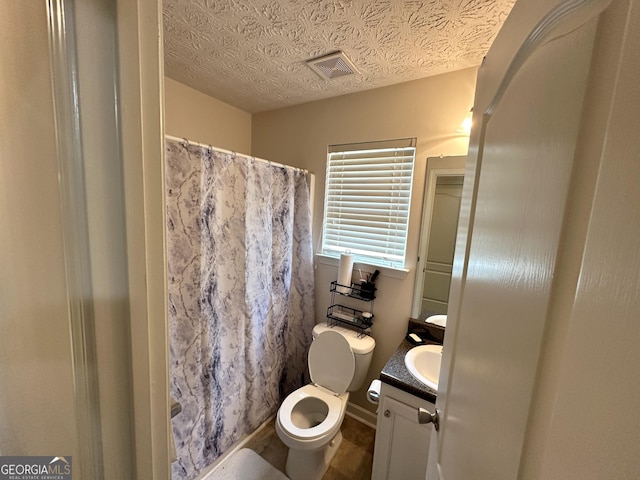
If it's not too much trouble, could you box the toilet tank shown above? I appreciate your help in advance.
[312,323,376,391]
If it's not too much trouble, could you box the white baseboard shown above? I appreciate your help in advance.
[346,401,378,430]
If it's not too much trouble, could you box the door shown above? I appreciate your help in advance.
[428,0,640,479]
[373,387,435,480]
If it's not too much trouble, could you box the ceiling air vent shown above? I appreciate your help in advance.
[306,51,359,80]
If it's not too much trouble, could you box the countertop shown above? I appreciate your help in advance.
[378,320,445,403]
[379,338,438,403]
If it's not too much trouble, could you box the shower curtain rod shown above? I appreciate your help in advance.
[165,134,308,174]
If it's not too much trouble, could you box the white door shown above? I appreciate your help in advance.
[428,0,640,479]
[373,386,435,480]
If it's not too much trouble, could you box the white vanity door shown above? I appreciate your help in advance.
[372,390,434,480]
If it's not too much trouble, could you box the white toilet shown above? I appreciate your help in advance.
[276,322,375,480]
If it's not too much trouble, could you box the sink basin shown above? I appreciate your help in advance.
[404,344,443,390]
[426,314,447,327]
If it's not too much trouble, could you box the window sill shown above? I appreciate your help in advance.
[315,254,410,280]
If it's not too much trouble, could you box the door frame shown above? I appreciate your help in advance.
[116,0,170,478]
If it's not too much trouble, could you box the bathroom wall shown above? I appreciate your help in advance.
[0,1,79,459]
[252,67,477,416]
[164,76,252,153]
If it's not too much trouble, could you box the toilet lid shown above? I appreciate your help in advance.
[308,331,355,394]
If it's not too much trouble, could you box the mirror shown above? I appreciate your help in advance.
[411,156,466,320]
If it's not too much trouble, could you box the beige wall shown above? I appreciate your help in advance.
[164,76,252,153]
[252,67,477,413]
[0,1,163,476]
[0,0,79,459]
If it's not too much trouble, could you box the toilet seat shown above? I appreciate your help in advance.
[308,330,355,394]
[278,384,344,440]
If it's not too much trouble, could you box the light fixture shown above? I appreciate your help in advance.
[457,109,473,135]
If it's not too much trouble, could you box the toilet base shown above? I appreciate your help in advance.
[285,430,343,480]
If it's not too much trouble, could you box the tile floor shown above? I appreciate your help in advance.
[244,415,376,480]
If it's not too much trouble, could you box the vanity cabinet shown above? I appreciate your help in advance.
[372,382,435,480]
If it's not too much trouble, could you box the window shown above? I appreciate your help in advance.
[319,138,416,269]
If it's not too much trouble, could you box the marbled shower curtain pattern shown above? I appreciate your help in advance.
[165,140,315,480]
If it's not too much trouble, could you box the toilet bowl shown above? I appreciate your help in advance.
[276,384,346,450]
[276,324,375,480]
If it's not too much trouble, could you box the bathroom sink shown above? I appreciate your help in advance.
[404,344,443,390]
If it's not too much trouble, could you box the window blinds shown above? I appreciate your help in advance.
[320,139,416,269]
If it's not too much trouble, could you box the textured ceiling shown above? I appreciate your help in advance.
[163,0,515,113]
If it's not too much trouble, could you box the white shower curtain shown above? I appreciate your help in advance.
[165,140,315,480]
